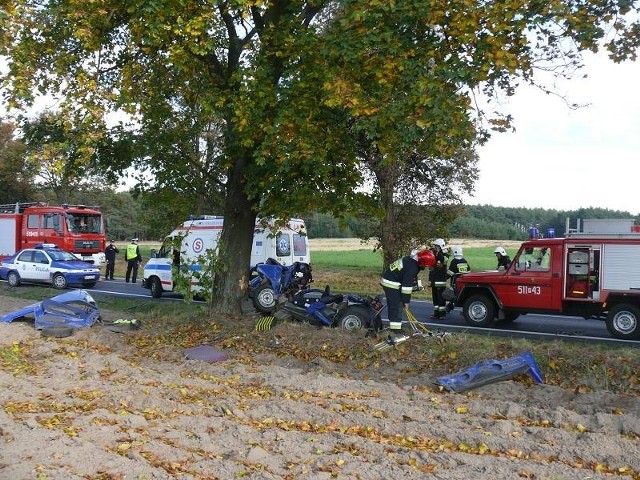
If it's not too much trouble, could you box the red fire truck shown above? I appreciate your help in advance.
[453,219,640,340]
[0,202,106,265]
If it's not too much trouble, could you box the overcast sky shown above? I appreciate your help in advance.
[465,51,640,215]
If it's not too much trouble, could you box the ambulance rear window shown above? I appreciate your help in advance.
[276,233,291,257]
[293,234,307,256]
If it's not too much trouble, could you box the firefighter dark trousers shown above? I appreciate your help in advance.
[126,260,139,283]
[382,286,403,330]
[431,282,447,318]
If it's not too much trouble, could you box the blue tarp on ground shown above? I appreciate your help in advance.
[0,290,100,330]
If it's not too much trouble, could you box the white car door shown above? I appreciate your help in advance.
[31,250,52,282]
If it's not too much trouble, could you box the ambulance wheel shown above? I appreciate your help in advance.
[253,284,277,313]
[337,306,367,331]
[52,273,68,290]
[7,271,21,287]
[606,304,640,340]
[150,277,163,298]
[462,294,496,327]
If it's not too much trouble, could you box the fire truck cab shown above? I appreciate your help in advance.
[453,219,640,340]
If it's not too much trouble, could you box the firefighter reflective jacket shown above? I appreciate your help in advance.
[380,256,420,304]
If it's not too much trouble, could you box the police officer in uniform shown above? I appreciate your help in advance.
[125,238,143,283]
[380,248,435,332]
[104,240,119,280]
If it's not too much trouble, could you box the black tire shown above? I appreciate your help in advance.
[150,277,163,298]
[336,306,368,331]
[253,284,277,313]
[7,271,20,287]
[606,304,640,340]
[52,273,68,290]
[41,326,74,338]
[462,294,496,327]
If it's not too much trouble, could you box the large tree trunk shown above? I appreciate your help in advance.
[210,152,257,316]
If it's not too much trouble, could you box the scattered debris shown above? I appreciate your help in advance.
[373,307,452,352]
[184,345,229,363]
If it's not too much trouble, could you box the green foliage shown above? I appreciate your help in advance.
[0,119,35,203]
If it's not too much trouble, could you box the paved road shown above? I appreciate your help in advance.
[87,277,640,348]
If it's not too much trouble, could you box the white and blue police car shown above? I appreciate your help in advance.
[0,244,101,289]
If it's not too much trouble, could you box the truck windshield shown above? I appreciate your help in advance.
[517,247,551,271]
[66,214,103,234]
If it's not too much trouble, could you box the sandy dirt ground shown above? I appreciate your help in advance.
[1,294,640,480]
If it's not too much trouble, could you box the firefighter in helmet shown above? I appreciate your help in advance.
[495,246,511,270]
[446,245,470,313]
[429,238,449,319]
[380,248,436,332]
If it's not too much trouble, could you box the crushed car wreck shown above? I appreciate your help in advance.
[0,290,100,337]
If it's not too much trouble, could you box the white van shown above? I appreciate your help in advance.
[142,216,310,298]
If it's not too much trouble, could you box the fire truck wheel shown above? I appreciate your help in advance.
[150,277,163,298]
[337,306,368,332]
[253,284,277,314]
[52,273,68,290]
[606,304,640,340]
[462,294,496,327]
[7,271,21,287]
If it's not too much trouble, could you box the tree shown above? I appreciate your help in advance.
[0,119,36,203]
[19,112,116,203]
[2,1,639,315]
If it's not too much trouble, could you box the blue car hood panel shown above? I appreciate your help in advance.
[0,289,100,329]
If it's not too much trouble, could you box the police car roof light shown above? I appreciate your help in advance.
[36,243,58,249]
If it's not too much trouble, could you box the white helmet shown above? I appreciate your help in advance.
[451,245,463,258]
[432,238,446,249]
[494,246,506,256]
[432,238,448,254]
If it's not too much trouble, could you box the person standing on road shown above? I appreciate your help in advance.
[445,245,470,313]
[104,240,119,280]
[429,238,449,319]
[380,249,435,332]
[125,238,143,283]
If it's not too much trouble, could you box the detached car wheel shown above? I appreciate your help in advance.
[7,271,21,287]
[52,273,68,290]
[462,294,496,327]
[41,326,74,338]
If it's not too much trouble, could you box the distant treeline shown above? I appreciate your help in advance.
[303,206,638,240]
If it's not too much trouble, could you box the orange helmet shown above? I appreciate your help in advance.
[417,249,436,268]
